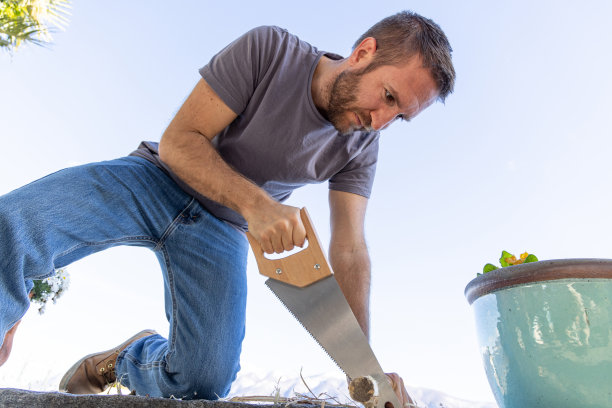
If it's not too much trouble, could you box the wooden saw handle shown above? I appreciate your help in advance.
[246,207,333,287]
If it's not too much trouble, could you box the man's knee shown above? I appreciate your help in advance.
[165,352,240,400]
[168,368,237,400]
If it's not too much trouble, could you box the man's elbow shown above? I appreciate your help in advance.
[158,127,181,165]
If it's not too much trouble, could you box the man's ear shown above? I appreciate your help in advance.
[348,37,377,67]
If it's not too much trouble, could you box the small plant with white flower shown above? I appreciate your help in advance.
[30,268,70,314]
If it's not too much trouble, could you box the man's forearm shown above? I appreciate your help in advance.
[329,243,371,339]
[158,129,305,254]
[158,129,272,220]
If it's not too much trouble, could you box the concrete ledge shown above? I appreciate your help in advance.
[0,388,333,408]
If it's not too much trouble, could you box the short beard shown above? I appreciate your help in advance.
[325,68,366,135]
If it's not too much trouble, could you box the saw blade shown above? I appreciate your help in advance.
[266,275,404,408]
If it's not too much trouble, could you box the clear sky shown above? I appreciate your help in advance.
[1,0,612,403]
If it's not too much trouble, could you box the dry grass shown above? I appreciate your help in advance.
[226,370,359,408]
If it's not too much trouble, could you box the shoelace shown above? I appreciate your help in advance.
[98,356,118,385]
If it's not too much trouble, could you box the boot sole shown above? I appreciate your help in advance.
[59,329,157,393]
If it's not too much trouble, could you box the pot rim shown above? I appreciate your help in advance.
[464,258,612,305]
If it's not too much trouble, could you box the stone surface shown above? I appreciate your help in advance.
[0,388,337,408]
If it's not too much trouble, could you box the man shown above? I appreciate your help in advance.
[0,10,454,405]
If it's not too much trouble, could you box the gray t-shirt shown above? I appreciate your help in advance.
[131,26,379,231]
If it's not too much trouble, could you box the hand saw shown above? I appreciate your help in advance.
[246,207,410,408]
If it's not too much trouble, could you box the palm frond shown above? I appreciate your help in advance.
[0,0,72,52]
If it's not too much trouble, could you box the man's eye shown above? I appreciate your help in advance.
[385,89,395,104]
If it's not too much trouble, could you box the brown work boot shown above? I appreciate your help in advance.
[59,329,157,394]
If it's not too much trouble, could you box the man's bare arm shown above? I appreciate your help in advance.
[158,79,305,253]
[329,191,416,407]
[328,190,371,338]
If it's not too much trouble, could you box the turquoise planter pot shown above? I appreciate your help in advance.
[465,259,612,408]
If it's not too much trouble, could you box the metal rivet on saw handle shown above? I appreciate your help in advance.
[275,268,282,275]
[314,264,321,269]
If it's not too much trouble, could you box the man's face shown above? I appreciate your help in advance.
[326,56,440,134]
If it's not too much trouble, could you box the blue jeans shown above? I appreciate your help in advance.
[0,156,249,399]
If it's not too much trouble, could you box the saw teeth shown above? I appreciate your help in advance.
[265,283,347,377]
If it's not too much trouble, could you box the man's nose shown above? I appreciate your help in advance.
[370,108,398,131]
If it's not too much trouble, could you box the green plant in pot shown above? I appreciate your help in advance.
[480,250,538,274]
[466,255,612,408]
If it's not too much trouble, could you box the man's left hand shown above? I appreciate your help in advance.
[386,373,416,408]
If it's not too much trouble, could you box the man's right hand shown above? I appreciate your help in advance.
[244,202,306,254]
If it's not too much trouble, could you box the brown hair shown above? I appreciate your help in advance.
[354,10,455,102]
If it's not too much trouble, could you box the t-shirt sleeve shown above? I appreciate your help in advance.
[328,134,379,198]
[199,26,280,115]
